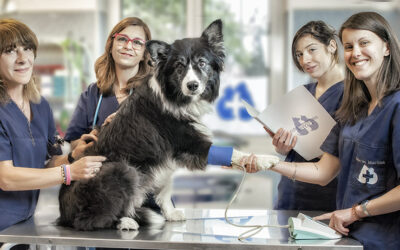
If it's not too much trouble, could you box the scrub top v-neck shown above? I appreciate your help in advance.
[0,97,60,231]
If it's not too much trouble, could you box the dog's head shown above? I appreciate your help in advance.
[146,20,225,108]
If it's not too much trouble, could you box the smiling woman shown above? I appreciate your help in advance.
[0,18,106,232]
[342,29,389,98]
[239,12,400,250]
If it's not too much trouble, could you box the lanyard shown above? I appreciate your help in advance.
[92,88,133,129]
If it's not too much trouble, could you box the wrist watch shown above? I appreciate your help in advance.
[361,200,370,217]
[67,151,75,164]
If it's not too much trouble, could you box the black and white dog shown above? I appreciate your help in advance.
[57,20,225,231]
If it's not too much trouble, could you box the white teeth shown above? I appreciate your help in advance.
[353,60,366,66]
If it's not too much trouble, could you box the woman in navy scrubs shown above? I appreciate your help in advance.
[270,21,344,211]
[243,12,400,250]
[0,19,106,231]
[64,17,153,147]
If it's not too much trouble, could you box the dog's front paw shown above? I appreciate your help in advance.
[164,209,185,221]
[117,217,139,230]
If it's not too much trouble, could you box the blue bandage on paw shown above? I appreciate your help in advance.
[207,145,233,166]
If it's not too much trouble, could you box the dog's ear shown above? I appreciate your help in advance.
[146,40,171,66]
[201,19,225,70]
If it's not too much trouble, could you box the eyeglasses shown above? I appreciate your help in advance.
[112,33,146,50]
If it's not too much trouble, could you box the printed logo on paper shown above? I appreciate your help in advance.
[291,115,319,136]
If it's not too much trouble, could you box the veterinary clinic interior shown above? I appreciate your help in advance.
[1,0,400,249]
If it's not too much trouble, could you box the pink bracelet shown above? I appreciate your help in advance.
[64,164,71,185]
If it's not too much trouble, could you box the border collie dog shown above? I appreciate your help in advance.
[58,20,225,231]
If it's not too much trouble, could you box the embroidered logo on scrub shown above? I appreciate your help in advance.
[357,164,378,184]
[292,115,319,136]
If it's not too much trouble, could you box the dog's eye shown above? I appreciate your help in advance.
[198,61,206,68]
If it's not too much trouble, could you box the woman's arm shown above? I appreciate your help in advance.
[0,155,106,191]
[358,185,400,217]
[0,160,64,190]
[249,152,341,186]
[314,185,400,235]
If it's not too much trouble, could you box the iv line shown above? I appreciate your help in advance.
[224,162,289,242]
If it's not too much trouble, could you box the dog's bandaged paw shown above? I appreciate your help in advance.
[117,217,139,231]
[231,149,280,171]
[164,209,186,221]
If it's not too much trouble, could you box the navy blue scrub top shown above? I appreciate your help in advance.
[275,81,344,211]
[65,83,233,166]
[0,97,61,231]
[64,83,119,142]
[321,91,400,250]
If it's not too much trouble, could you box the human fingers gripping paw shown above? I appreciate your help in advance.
[248,154,256,173]
[231,149,279,172]
[255,154,280,170]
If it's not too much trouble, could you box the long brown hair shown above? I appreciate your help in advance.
[0,18,40,105]
[336,12,400,125]
[95,17,152,95]
[292,21,339,72]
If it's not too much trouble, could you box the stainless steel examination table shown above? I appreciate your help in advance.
[0,208,362,250]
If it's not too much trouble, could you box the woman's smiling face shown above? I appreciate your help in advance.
[0,45,34,87]
[342,28,389,85]
[111,25,146,70]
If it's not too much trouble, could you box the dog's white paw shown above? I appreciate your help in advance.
[117,217,139,231]
[164,209,186,221]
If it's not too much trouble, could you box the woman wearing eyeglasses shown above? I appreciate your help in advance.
[64,17,164,210]
[64,17,151,149]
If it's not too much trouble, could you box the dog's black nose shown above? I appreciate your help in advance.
[187,81,199,91]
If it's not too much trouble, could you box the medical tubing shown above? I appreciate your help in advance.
[224,163,289,242]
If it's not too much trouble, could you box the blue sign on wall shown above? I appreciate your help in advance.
[216,82,254,121]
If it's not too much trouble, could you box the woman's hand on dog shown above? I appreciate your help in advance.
[72,130,99,160]
[70,156,107,180]
[102,112,117,127]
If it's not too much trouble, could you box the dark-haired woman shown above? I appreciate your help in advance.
[242,12,400,250]
[272,20,344,211]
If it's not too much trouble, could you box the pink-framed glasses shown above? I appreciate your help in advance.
[112,33,146,50]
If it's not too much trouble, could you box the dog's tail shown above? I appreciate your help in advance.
[134,207,165,227]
